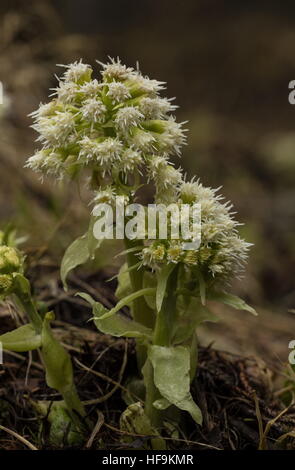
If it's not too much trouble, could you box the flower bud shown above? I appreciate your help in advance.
[0,274,14,297]
[0,246,22,275]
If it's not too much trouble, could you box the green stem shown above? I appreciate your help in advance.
[124,238,155,329]
[14,292,43,333]
[144,359,162,429]
[146,267,179,428]
[153,267,179,346]
[124,238,155,369]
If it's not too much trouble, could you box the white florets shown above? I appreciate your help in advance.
[138,97,177,119]
[158,118,187,156]
[25,150,47,172]
[127,75,166,96]
[33,111,75,146]
[115,106,144,133]
[92,187,116,206]
[60,60,92,83]
[78,136,122,167]
[106,82,131,103]
[99,57,134,81]
[81,98,107,123]
[54,81,79,104]
[130,128,156,152]
[29,101,57,119]
[80,79,103,97]
[119,148,143,174]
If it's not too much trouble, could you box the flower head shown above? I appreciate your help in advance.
[140,177,251,286]
[27,58,186,190]
[0,246,22,274]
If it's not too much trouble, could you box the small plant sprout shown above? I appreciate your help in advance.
[27,58,256,448]
[0,229,85,445]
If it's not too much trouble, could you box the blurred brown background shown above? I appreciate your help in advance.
[0,0,294,362]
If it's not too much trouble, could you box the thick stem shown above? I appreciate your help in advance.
[144,359,162,429]
[146,267,179,428]
[124,238,155,329]
[153,267,179,347]
[124,238,155,369]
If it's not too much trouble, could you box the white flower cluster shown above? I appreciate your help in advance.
[141,178,251,283]
[26,58,251,285]
[26,58,187,186]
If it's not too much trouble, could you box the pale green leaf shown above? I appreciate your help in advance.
[61,235,89,289]
[61,227,103,289]
[94,305,153,340]
[115,262,132,300]
[78,292,153,340]
[41,312,74,395]
[92,288,155,320]
[0,324,41,352]
[208,290,257,315]
[148,345,203,424]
